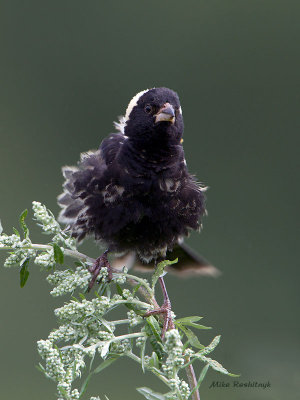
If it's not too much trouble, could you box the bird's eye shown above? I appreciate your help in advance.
[144,104,153,114]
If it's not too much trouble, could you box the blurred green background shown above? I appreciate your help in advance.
[0,1,299,399]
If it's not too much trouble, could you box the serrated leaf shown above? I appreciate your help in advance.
[152,258,178,288]
[196,354,239,377]
[52,243,64,264]
[20,258,30,288]
[19,209,29,238]
[136,387,166,400]
[200,335,221,355]
[176,324,204,349]
[176,316,203,323]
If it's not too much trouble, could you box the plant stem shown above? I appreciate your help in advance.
[185,358,200,400]
[0,244,95,264]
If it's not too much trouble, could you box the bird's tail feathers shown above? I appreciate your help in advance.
[111,242,220,278]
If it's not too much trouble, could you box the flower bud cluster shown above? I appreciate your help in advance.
[121,289,134,300]
[165,377,190,400]
[127,310,143,327]
[0,233,23,248]
[48,324,76,343]
[37,339,66,381]
[54,297,110,323]
[37,338,87,399]
[0,234,36,267]
[112,266,128,284]
[179,380,191,399]
[113,273,127,284]
[47,267,91,296]
[35,249,56,268]
[107,341,121,353]
[183,348,194,357]
[32,201,61,234]
[162,329,185,377]
[32,201,77,250]
[135,335,147,348]
[53,233,77,250]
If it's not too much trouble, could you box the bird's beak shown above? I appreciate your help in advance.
[155,103,175,124]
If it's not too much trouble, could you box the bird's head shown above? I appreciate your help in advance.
[117,87,184,145]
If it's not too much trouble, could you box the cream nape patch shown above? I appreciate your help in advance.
[114,88,154,134]
[124,88,154,121]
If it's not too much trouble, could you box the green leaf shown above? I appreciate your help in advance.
[144,322,165,361]
[176,316,203,323]
[195,353,240,377]
[151,258,178,288]
[20,258,30,288]
[74,261,83,267]
[116,283,123,296]
[136,387,166,400]
[13,227,20,236]
[80,356,119,397]
[182,322,211,330]
[148,352,159,369]
[0,219,2,234]
[146,316,161,342]
[35,363,45,374]
[93,356,119,374]
[200,335,221,355]
[19,209,29,238]
[79,372,93,397]
[52,243,64,264]
[140,338,147,373]
[175,316,210,330]
[176,324,204,349]
[189,364,210,398]
[132,283,142,295]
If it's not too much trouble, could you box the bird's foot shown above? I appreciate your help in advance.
[88,250,112,291]
[144,298,175,340]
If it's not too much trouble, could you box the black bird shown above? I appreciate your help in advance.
[58,87,218,336]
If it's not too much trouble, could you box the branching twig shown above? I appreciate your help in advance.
[0,202,237,400]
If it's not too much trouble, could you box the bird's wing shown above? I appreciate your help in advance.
[111,242,220,278]
[57,133,126,241]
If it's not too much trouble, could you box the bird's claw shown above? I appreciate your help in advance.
[143,299,175,339]
[88,250,112,291]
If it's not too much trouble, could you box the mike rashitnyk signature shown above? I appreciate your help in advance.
[208,381,271,389]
